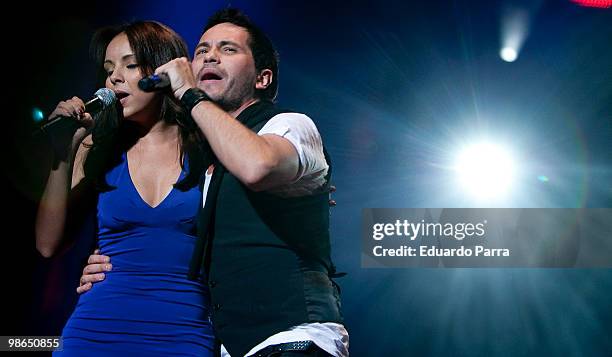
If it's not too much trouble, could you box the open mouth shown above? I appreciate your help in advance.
[115,92,130,100]
[201,73,223,81]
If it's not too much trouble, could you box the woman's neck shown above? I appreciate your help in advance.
[123,118,179,150]
[135,120,179,147]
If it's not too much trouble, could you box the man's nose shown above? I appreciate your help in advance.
[204,48,220,63]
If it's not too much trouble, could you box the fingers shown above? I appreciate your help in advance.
[80,113,95,128]
[80,272,106,285]
[77,253,111,295]
[71,96,86,108]
[154,57,191,76]
[63,97,85,118]
[77,270,104,294]
[49,102,72,119]
[50,97,86,120]
[154,58,196,100]
[76,282,92,294]
[68,96,85,117]
[83,262,112,275]
[88,253,110,264]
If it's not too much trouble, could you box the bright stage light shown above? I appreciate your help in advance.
[500,47,518,62]
[32,108,44,122]
[455,143,516,199]
[500,7,530,63]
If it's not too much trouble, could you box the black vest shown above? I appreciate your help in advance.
[189,101,343,356]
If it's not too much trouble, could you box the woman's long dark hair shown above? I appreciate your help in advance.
[84,21,205,192]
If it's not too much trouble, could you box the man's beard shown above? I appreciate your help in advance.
[215,96,244,113]
[210,76,257,113]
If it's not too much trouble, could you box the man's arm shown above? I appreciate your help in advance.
[192,100,300,191]
[154,58,299,191]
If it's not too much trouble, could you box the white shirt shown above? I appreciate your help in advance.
[204,112,349,356]
[203,112,330,202]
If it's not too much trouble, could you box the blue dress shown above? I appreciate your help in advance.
[55,153,215,356]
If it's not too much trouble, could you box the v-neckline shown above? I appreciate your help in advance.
[125,152,183,209]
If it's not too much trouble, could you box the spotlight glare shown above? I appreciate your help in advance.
[32,108,44,122]
[500,47,518,62]
[455,143,515,199]
[500,7,530,63]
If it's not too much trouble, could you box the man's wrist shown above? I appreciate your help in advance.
[181,87,211,114]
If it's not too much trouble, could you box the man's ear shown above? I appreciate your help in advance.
[255,69,273,90]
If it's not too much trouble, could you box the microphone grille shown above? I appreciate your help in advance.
[95,88,117,107]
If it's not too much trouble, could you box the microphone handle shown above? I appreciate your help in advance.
[35,96,103,139]
[84,95,104,113]
[138,73,170,92]
[37,116,80,140]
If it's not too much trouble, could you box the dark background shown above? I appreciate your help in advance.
[4,0,611,355]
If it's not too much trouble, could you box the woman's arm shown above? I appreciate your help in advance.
[35,97,94,258]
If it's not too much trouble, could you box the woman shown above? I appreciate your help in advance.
[35,21,214,355]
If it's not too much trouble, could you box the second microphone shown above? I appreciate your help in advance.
[138,73,170,92]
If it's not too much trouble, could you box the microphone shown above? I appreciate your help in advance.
[37,88,116,137]
[138,73,170,92]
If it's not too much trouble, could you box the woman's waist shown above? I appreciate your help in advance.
[96,268,206,290]
[96,237,197,269]
[67,291,212,338]
[75,274,210,317]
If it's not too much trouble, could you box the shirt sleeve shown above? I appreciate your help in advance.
[256,112,329,196]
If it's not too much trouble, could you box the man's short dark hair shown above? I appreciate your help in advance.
[203,8,279,102]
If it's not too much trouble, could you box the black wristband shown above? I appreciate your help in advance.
[181,87,211,114]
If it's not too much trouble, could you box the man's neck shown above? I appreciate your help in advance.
[229,97,260,118]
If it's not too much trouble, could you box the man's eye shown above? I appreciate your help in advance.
[223,47,236,53]
[196,48,208,55]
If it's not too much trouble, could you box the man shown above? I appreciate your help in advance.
[77,8,348,357]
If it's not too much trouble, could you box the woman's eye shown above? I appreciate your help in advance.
[126,64,139,69]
